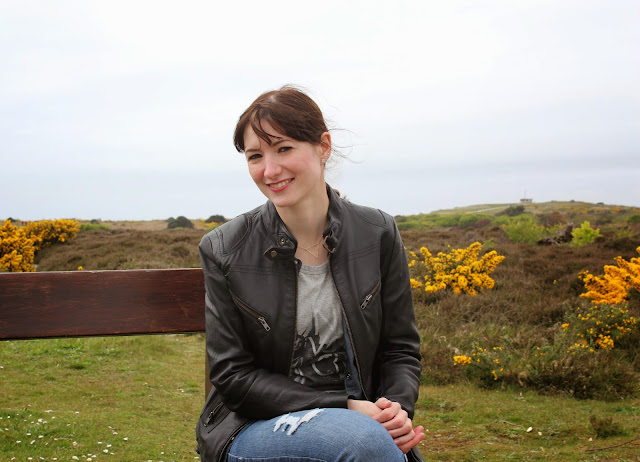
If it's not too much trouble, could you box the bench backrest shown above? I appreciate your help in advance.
[0,269,211,395]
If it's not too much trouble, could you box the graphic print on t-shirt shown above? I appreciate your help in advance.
[290,262,346,391]
[291,316,346,388]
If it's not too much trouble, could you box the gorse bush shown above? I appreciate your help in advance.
[580,246,640,305]
[570,221,601,247]
[451,303,639,398]
[407,242,504,298]
[0,220,36,272]
[0,219,79,272]
[24,219,79,250]
[562,303,637,353]
[448,245,640,399]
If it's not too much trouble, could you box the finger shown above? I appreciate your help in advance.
[387,418,413,438]
[374,397,391,409]
[392,428,415,447]
[372,401,402,423]
[398,428,425,454]
[380,409,408,431]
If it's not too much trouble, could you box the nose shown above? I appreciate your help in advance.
[263,154,282,179]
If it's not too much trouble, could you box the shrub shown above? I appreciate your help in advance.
[80,223,110,231]
[0,219,79,272]
[570,221,601,247]
[0,220,36,272]
[627,214,640,224]
[615,226,636,241]
[590,414,625,438]
[458,214,494,229]
[23,219,80,250]
[408,242,505,298]
[167,216,194,229]
[539,212,566,227]
[497,205,525,217]
[562,303,637,353]
[580,246,640,305]
[503,217,546,244]
[205,214,227,224]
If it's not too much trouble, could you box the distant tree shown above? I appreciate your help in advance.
[205,214,227,223]
[167,216,194,229]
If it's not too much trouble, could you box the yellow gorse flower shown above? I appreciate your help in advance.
[408,242,505,296]
[453,355,472,366]
[0,219,80,272]
[580,246,640,305]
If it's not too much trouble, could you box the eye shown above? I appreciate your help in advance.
[278,146,292,153]
[247,153,262,162]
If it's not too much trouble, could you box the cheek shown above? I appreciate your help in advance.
[247,164,264,184]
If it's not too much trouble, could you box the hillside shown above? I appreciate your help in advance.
[431,200,639,216]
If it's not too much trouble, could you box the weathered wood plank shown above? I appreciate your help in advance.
[0,269,206,340]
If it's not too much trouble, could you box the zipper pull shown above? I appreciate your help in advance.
[258,317,271,331]
[204,410,214,427]
[360,294,373,309]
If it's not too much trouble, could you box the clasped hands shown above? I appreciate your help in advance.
[347,398,425,453]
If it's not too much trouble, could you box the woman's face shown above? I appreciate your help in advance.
[243,121,331,210]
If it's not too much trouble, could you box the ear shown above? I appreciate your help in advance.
[319,131,332,161]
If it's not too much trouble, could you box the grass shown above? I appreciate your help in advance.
[0,335,205,461]
[2,335,640,461]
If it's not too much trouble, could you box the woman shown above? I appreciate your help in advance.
[196,86,425,462]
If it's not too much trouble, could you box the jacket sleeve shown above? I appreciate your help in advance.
[199,231,347,420]
[376,219,422,418]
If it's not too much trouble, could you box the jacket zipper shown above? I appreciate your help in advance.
[288,259,300,376]
[230,292,271,331]
[203,401,223,427]
[328,258,369,401]
[360,279,382,310]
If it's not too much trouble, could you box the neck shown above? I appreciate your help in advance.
[276,188,330,247]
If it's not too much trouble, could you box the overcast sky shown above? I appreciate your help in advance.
[2,0,639,221]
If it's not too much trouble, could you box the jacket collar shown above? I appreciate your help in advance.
[262,184,342,261]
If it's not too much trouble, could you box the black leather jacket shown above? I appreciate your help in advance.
[196,187,423,462]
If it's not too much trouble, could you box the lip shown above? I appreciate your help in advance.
[268,179,293,192]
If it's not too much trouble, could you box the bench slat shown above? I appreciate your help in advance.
[0,269,206,340]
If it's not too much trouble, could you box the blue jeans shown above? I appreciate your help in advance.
[227,408,406,462]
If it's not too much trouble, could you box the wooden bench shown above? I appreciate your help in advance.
[0,268,212,396]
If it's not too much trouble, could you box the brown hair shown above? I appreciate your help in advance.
[233,85,329,153]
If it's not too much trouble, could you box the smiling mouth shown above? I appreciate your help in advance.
[269,179,293,191]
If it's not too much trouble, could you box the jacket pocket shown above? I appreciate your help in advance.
[360,278,382,310]
[200,389,230,434]
[229,290,271,331]
[196,391,252,462]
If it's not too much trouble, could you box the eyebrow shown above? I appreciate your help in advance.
[245,137,290,153]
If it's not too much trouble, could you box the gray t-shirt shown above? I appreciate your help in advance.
[290,261,346,391]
